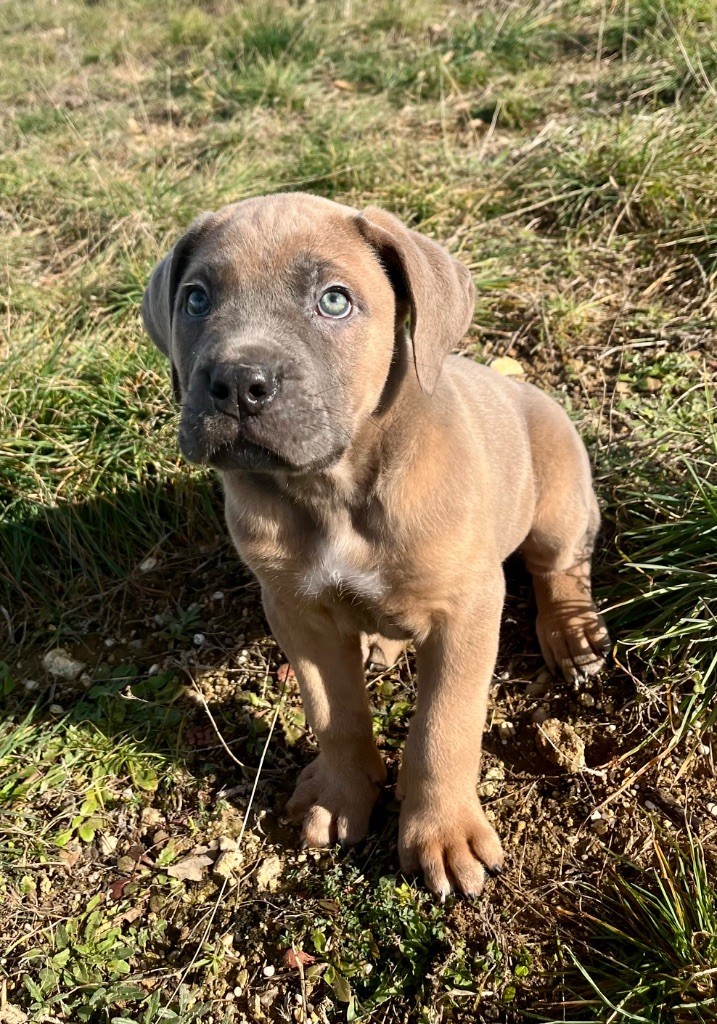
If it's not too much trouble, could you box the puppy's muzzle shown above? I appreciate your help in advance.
[208,361,279,419]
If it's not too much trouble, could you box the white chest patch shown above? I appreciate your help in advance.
[301,536,385,602]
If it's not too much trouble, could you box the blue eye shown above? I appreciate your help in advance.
[318,288,351,318]
[186,287,211,317]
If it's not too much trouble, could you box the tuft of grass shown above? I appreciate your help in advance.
[556,833,717,1023]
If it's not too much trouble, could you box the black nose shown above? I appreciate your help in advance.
[208,363,278,417]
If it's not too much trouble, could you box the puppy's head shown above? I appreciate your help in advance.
[142,193,474,474]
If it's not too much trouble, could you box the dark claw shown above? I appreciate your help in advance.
[487,862,504,877]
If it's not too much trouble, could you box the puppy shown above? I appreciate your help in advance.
[142,193,608,896]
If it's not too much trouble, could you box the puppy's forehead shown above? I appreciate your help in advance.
[189,194,383,289]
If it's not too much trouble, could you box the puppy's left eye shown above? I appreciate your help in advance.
[318,289,351,319]
[186,287,211,317]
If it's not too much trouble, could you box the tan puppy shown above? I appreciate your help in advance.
[142,193,609,897]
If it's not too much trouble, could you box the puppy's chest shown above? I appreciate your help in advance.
[300,532,386,605]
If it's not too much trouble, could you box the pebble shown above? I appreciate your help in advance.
[49,704,64,715]
[256,854,284,891]
[139,556,158,572]
[43,648,85,681]
[212,591,225,601]
[23,679,39,691]
[707,803,717,818]
[644,800,657,811]
[697,743,711,756]
[262,964,275,978]
[104,637,116,648]
[589,809,602,821]
[498,721,515,742]
[148,664,160,676]
[578,692,595,707]
[213,850,240,881]
[193,633,206,646]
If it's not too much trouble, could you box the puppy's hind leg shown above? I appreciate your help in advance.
[521,411,610,683]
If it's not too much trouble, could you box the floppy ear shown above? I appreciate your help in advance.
[141,250,175,359]
[141,214,212,401]
[356,207,476,394]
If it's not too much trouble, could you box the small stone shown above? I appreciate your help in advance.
[213,850,240,881]
[707,803,717,818]
[589,809,602,821]
[148,664,160,677]
[256,854,283,892]
[212,591,225,601]
[104,638,116,648]
[153,830,169,846]
[697,743,710,756]
[644,800,657,811]
[578,692,595,707]
[43,648,85,681]
[139,556,158,572]
[49,704,64,715]
[532,706,550,725]
[218,835,238,851]
[593,819,609,835]
[498,721,515,741]
[193,633,205,646]
[23,679,40,691]
[263,964,275,978]
[535,719,586,773]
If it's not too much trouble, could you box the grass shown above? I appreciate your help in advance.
[1,0,716,1022]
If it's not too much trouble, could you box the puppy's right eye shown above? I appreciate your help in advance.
[185,287,211,317]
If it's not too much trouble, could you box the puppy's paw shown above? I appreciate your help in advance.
[286,751,385,848]
[362,635,406,670]
[537,607,610,684]
[398,794,504,898]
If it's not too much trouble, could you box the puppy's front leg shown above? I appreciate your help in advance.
[263,591,386,848]
[398,574,505,897]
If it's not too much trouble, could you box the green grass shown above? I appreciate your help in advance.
[554,834,717,1022]
[1,1,716,1022]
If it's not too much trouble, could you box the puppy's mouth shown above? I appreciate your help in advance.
[178,410,345,475]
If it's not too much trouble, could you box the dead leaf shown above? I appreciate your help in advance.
[59,842,81,869]
[284,948,316,970]
[109,878,128,900]
[167,854,214,882]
